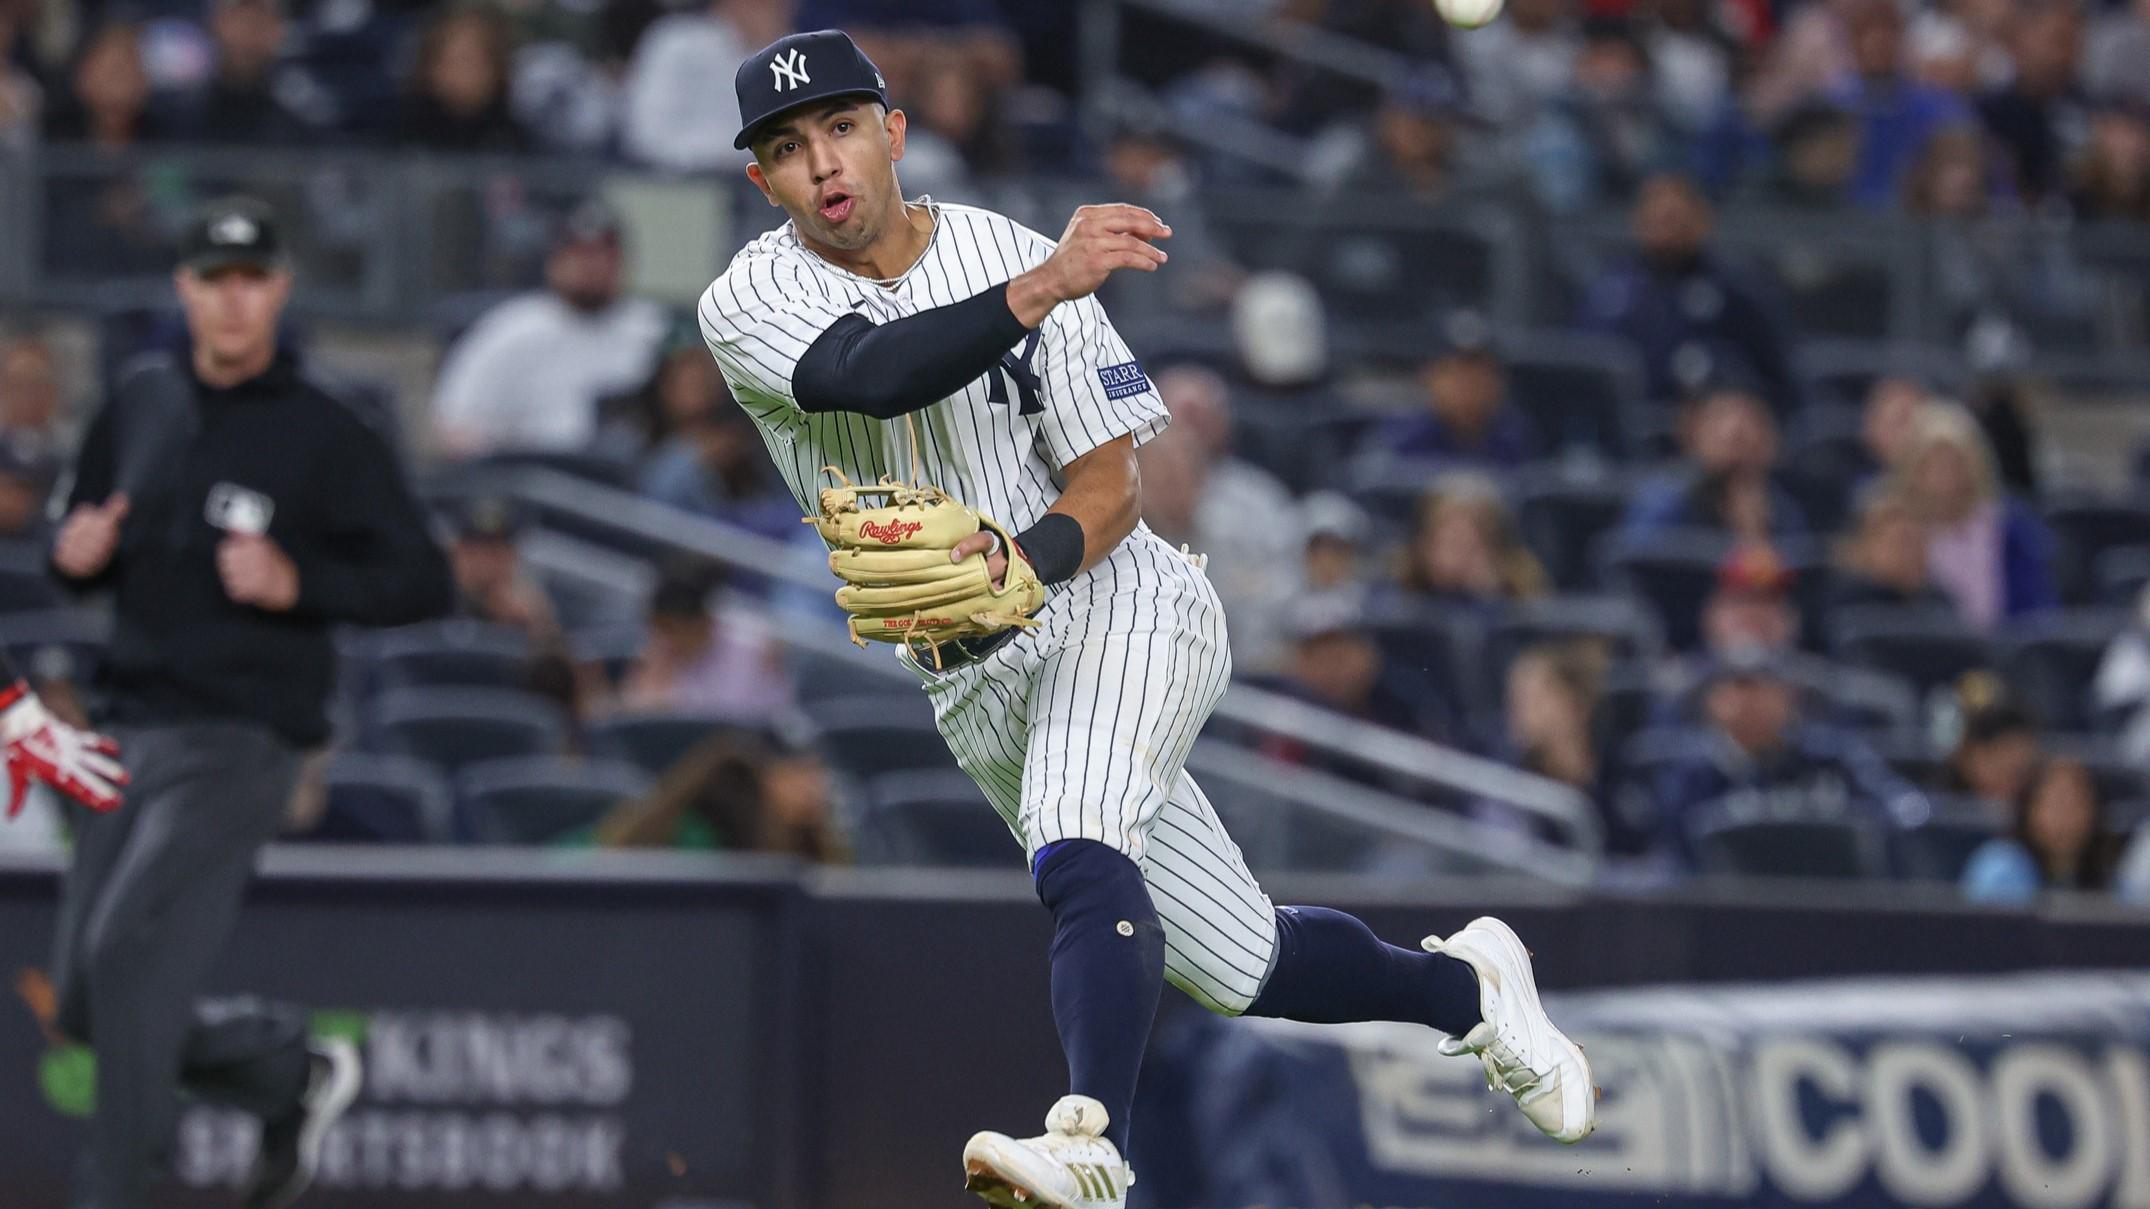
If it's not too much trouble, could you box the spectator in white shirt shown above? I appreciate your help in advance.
[620,0,755,173]
[432,200,666,456]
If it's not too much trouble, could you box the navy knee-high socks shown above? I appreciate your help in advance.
[1032,848,1483,1158]
[1033,840,1164,1155]
[1245,905,1483,1037]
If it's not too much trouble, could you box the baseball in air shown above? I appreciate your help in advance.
[1435,0,1504,28]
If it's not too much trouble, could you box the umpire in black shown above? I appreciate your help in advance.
[46,196,454,1209]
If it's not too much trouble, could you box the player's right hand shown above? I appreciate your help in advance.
[1021,205,1171,318]
[52,493,129,579]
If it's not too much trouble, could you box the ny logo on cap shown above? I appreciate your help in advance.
[210,215,258,246]
[770,48,810,91]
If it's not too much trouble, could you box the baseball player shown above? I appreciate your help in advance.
[702,31,1596,1209]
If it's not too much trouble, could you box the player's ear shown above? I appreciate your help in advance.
[885,106,907,163]
[744,161,780,207]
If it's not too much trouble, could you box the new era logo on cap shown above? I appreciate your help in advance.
[733,29,891,150]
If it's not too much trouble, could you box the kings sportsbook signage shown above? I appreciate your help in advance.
[6,849,2148,1209]
[0,857,798,1209]
[1144,972,2150,1209]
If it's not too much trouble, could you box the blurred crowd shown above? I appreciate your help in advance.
[0,0,1026,167]
[1,0,2147,230]
[3,0,2150,901]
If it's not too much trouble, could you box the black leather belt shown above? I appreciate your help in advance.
[928,627,1018,671]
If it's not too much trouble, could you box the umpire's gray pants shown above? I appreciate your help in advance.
[50,722,312,1209]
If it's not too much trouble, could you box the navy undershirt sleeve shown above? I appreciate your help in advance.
[791,282,1031,419]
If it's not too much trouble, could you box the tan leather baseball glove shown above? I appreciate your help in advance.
[806,469,1045,668]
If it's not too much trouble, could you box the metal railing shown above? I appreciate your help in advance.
[7,141,2150,376]
[436,462,1603,881]
[1076,0,1416,184]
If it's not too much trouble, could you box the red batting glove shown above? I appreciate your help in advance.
[0,682,127,818]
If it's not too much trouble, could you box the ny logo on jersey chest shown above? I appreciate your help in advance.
[987,329,1043,416]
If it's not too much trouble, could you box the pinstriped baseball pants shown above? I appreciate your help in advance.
[905,535,1279,1014]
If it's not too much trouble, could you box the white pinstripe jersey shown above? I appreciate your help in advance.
[698,200,1280,1007]
[698,200,1169,545]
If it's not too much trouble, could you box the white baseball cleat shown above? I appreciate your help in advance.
[962,1094,1134,1208]
[1423,915,1599,1143]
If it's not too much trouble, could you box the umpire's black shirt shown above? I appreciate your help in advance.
[53,350,454,746]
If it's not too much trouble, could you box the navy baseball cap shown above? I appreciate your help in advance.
[733,29,890,152]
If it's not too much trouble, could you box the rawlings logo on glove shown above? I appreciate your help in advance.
[859,518,924,544]
[806,468,1045,668]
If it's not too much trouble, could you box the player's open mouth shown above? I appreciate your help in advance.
[819,193,855,223]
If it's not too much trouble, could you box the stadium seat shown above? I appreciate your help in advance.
[790,643,918,706]
[458,757,652,845]
[855,769,1008,867]
[2001,610,2131,734]
[1692,811,1889,879]
[2096,546,2150,607]
[1767,252,1898,343]
[1344,453,1445,535]
[1364,601,1485,731]
[1894,795,2003,882]
[1487,596,1663,695]
[0,548,63,614]
[305,753,455,843]
[1234,397,1377,496]
[1598,528,1734,653]
[1830,606,1998,699]
[371,687,567,772]
[1780,662,1919,737]
[1500,331,1642,458]
[1780,415,1868,537]
[1515,471,1631,591]
[1273,213,1494,324]
[568,624,645,690]
[2044,495,2150,606]
[1795,340,1959,413]
[1592,660,1667,760]
[478,449,636,491]
[588,711,743,778]
[1865,731,1945,786]
[1283,808,1422,874]
[0,608,110,681]
[426,289,519,348]
[807,695,951,776]
[1603,725,1711,849]
[2109,799,2150,844]
[372,620,535,692]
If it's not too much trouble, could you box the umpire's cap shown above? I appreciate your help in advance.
[733,29,889,151]
[179,195,284,274]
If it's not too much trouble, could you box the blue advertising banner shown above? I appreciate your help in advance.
[1139,973,2150,1209]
